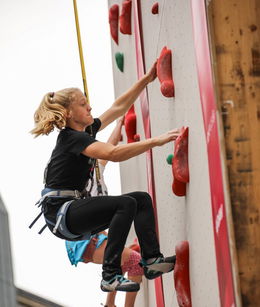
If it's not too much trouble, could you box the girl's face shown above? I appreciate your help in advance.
[67,90,94,129]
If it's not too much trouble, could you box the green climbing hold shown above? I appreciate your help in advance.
[115,52,124,72]
[166,154,174,165]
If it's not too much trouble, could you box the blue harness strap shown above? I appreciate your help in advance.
[53,200,91,241]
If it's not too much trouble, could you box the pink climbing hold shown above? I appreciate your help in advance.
[174,241,192,307]
[120,0,132,35]
[157,46,175,97]
[124,105,139,143]
[109,4,119,44]
[152,3,159,15]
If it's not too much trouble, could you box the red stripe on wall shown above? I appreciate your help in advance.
[133,0,165,306]
[190,1,236,306]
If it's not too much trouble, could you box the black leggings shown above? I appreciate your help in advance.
[66,191,162,280]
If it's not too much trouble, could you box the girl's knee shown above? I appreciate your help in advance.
[134,192,153,211]
[120,196,137,214]
[127,191,152,204]
[140,191,152,203]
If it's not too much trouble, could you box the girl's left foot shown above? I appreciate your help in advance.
[140,255,176,280]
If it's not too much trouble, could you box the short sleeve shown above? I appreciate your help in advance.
[59,129,97,155]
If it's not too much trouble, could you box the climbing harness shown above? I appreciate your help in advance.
[52,199,90,240]
[29,188,91,241]
[30,153,99,239]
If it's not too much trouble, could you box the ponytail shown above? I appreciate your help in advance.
[31,88,79,137]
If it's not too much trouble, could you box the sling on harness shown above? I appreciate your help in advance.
[85,161,104,197]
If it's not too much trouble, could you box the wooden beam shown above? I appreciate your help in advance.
[207,0,260,306]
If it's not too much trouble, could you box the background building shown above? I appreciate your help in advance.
[0,194,64,307]
[0,194,16,307]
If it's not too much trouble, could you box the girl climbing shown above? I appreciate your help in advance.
[65,118,143,307]
[31,61,180,293]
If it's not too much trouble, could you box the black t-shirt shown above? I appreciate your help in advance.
[45,118,101,191]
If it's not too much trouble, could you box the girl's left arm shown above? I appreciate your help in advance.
[99,61,157,131]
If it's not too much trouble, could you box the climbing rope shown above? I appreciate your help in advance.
[72,0,102,193]
[73,0,89,100]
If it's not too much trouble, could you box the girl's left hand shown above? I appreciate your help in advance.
[145,60,158,83]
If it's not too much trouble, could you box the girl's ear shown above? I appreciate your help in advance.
[66,109,72,119]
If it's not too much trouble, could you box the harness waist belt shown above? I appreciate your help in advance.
[42,189,82,199]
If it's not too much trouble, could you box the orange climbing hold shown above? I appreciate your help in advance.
[109,4,119,44]
[157,46,175,97]
[174,241,192,307]
[124,105,139,143]
[120,0,132,35]
[151,3,159,14]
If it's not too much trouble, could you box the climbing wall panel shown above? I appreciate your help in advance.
[138,1,220,306]
[108,0,148,194]
[108,1,151,306]
[108,0,229,306]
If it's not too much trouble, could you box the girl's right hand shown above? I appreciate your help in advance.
[154,128,181,146]
[145,60,158,83]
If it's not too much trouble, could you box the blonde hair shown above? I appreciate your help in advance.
[31,87,80,137]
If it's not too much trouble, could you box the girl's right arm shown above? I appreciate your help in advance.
[82,128,180,162]
[98,61,157,131]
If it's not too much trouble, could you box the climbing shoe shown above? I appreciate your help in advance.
[100,275,140,292]
[140,255,176,280]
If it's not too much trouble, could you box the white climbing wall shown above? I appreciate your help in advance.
[108,0,221,306]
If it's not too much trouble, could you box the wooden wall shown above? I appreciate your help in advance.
[207,1,260,306]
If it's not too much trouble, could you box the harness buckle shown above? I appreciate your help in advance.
[74,190,81,198]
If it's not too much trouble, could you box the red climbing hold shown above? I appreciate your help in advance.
[109,4,119,44]
[157,46,175,97]
[125,105,138,143]
[171,127,189,196]
[174,241,192,307]
[134,134,140,142]
[173,127,189,183]
[172,178,186,197]
[120,0,132,35]
[151,3,159,15]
